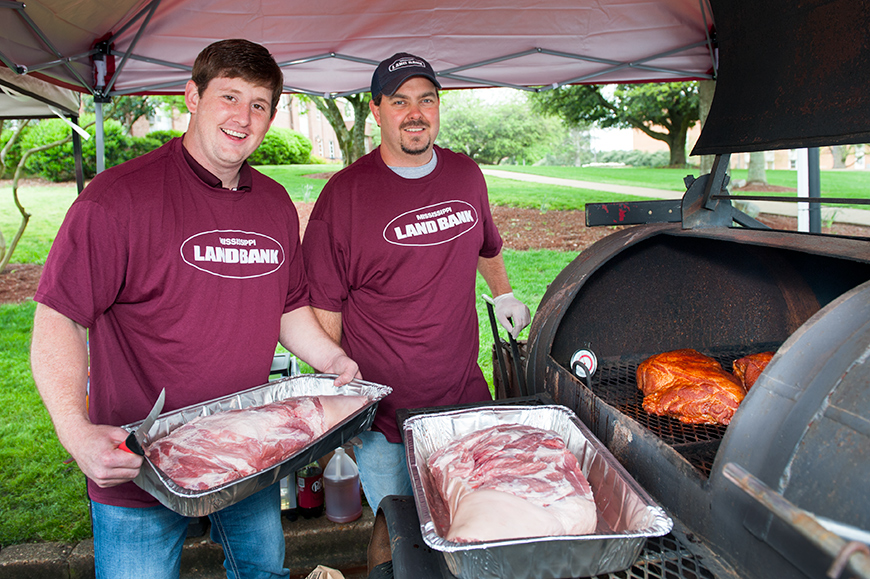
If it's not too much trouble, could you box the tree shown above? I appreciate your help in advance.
[747,152,767,184]
[84,95,187,134]
[530,82,700,167]
[1,120,92,270]
[1,119,30,179]
[435,90,562,165]
[302,94,370,166]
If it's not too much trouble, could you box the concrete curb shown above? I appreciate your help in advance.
[0,511,374,579]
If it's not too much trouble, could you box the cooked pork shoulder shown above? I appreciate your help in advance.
[732,351,774,391]
[636,349,746,425]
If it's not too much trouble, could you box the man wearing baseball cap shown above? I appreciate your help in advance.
[303,52,530,512]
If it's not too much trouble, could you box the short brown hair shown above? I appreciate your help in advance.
[191,39,283,116]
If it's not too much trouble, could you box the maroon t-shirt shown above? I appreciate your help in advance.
[302,146,502,442]
[35,137,308,507]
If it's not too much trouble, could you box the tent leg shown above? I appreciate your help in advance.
[808,147,821,233]
[72,115,84,194]
[95,100,105,174]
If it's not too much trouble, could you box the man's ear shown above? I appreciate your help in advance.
[369,98,381,126]
[184,80,200,114]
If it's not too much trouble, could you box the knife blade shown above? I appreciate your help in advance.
[119,388,166,456]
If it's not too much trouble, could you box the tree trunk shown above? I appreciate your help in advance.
[669,124,689,167]
[1,132,70,271]
[309,94,371,167]
[747,151,767,184]
[698,81,716,174]
[830,145,849,168]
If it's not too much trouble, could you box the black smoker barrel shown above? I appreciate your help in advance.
[525,222,870,579]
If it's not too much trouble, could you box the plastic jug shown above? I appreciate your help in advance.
[323,447,362,523]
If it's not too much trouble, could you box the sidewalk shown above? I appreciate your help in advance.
[0,511,373,579]
[481,168,870,227]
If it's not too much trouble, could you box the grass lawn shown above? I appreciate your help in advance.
[0,301,91,545]
[0,183,79,264]
[486,164,870,206]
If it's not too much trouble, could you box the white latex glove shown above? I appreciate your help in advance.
[493,292,531,339]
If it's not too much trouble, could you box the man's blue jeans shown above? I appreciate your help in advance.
[91,483,288,579]
[354,430,414,513]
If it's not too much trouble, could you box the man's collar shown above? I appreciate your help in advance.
[181,144,252,191]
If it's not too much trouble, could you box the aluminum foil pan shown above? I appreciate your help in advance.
[123,374,391,517]
[403,405,673,579]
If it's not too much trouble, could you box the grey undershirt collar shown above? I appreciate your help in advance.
[387,149,438,179]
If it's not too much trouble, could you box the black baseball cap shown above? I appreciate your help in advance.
[371,52,441,99]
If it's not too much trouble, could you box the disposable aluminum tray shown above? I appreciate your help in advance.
[403,405,673,579]
[124,374,391,517]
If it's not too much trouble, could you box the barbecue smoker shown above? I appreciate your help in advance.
[523,1,870,578]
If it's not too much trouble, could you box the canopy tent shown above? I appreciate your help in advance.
[0,65,85,191]
[0,0,716,99]
[0,65,79,119]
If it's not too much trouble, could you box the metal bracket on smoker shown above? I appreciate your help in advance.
[682,154,770,230]
[585,154,770,230]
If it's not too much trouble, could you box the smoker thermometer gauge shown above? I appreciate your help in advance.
[571,349,598,378]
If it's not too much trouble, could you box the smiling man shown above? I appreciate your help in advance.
[31,39,358,579]
[302,52,531,515]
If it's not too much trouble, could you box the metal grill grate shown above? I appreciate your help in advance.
[582,345,779,475]
[589,534,719,579]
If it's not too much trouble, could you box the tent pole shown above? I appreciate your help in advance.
[808,147,821,233]
[95,100,105,174]
[72,115,84,194]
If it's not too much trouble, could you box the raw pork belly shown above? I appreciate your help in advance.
[427,423,597,543]
[148,395,367,490]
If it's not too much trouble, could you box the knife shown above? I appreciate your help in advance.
[119,388,166,456]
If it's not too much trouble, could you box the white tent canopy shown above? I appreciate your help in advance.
[0,65,79,119]
[1,0,716,99]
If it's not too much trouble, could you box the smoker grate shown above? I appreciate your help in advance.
[590,533,718,579]
[577,345,779,475]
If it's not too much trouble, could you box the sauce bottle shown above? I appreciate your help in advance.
[297,461,324,518]
[323,447,362,523]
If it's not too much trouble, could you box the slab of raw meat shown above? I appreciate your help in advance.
[427,423,597,543]
[148,395,367,490]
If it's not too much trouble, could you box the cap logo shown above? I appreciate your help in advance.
[389,57,426,72]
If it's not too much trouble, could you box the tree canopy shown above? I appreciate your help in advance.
[435,90,561,166]
[530,82,700,167]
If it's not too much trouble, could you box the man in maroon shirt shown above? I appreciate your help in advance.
[303,53,530,514]
[30,39,358,578]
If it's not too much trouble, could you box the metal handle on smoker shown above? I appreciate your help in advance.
[483,294,528,397]
[723,462,870,579]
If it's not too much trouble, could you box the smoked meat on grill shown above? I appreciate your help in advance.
[732,351,775,391]
[427,423,597,543]
[148,395,367,490]
[636,349,746,425]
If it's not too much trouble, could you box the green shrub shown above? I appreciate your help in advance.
[594,149,670,167]
[146,129,183,145]
[248,127,312,165]
[21,118,164,181]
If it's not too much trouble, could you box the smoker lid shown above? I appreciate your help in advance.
[692,0,870,155]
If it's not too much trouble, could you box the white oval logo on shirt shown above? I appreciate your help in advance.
[180,230,285,279]
[383,201,478,247]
